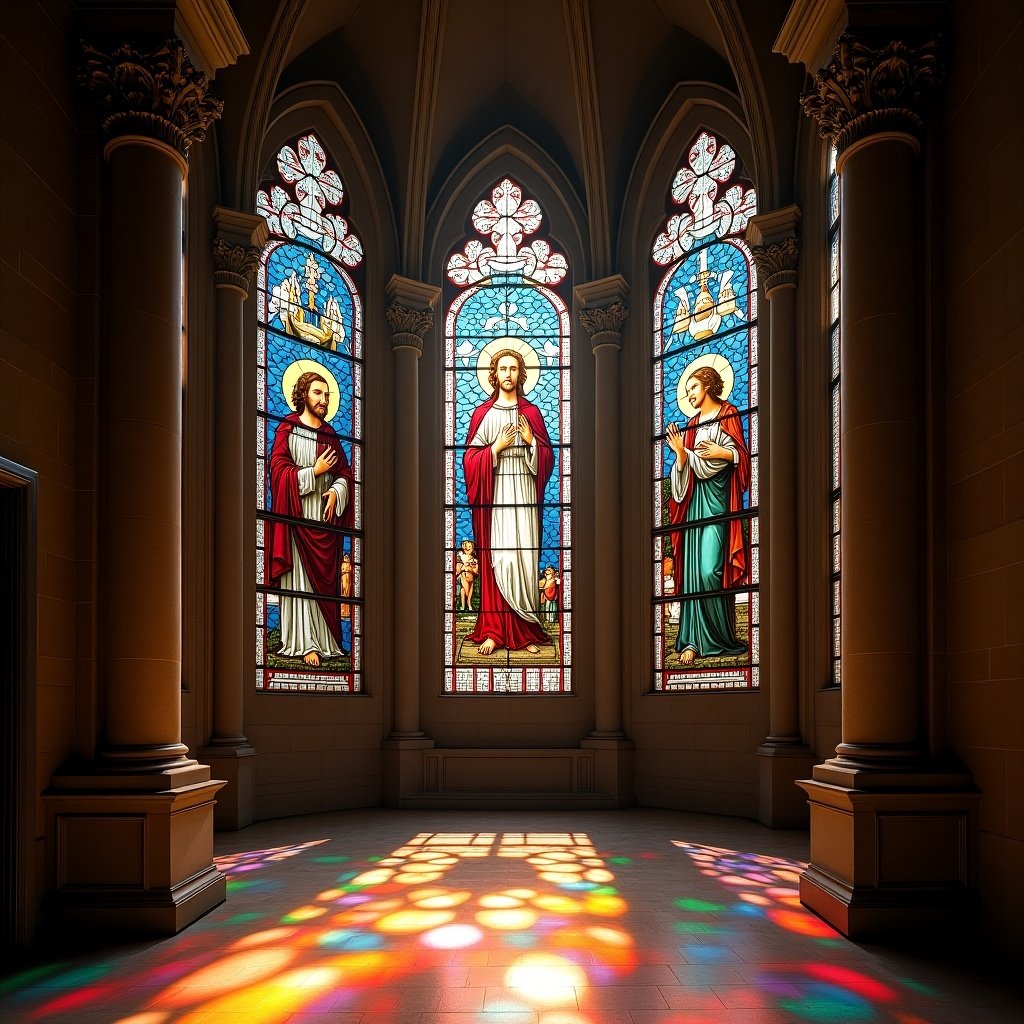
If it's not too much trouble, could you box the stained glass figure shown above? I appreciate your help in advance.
[255,132,364,693]
[443,178,572,693]
[651,131,760,691]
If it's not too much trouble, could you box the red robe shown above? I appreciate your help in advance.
[463,394,554,650]
[268,413,354,646]
[668,400,750,590]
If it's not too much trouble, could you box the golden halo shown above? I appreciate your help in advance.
[677,352,735,414]
[281,359,341,422]
[476,337,541,396]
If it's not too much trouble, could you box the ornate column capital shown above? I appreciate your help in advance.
[750,237,800,294]
[212,207,267,294]
[78,37,224,157]
[575,274,629,352]
[386,302,434,355]
[212,238,260,293]
[801,32,945,155]
[385,275,439,355]
[578,300,629,351]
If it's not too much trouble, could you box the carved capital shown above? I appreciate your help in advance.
[801,33,945,153]
[579,299,628,351]
[386,301,434,354]
[751,236,800,294]
[79,37,224,155]
[212,237,260,292]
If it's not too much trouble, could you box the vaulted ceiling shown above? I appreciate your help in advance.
[215,0,802,274]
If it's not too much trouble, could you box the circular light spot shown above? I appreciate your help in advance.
[413,890,472,909]
[540,871,583,885]
[281,905,327,923]
[476,908,538,930]
[479,894,524,909]
[505,953,587,1003]
[584,895,627,916]
[585,925,632,947]
[377,909,455,933]
[422,923,483,949]
[349,869,395,886]
[230,926,296,948]
[395,871,444,883]
[583,869,613,883]
[738,892,771,906]
[532,895,580,914]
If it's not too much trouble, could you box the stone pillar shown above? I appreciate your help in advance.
[779,17,977,935]
[199,208,267,830]
[43,26,241,935]
[575,277,634,806]
[381,276,438,804]
[749,211,815,827]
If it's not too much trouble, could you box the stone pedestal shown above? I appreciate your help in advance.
[777,10,977,935]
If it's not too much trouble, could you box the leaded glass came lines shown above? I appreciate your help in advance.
[255,132,364,694]
[443,178,572,694]
[650,131,760,693]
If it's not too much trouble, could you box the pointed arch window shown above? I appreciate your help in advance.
[442,178,572,694]
[827,144,841,687]
[650,130,760,691]
[254,132,364,693]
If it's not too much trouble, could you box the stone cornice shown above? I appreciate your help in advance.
[801,32,945,153]
[386,301,434,355]
[212,237,260,292]
[79,37,224,155]
[750,236,800,294]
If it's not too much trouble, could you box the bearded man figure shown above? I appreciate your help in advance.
[268,370,353,667]
[463,348,553,656]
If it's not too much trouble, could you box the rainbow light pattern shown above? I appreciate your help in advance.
[0,828,967,1023]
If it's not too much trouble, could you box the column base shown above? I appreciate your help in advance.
[43,763,226,936]
[797,763,979,939]
[757,742,815,828]
[580,737,635,807]
[382,736,436,807]
[199,743,256,830]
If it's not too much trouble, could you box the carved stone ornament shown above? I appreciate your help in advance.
[578,299,628,348]
[801,33,944,153]
[79,38,224,154]
[386,300,434,353]
[212,237,260,292]
[751,236,800,293]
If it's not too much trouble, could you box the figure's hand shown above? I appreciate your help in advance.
[314,447,338,476]
[518,414,534,447]
[695,439,730,461]
[322,490,338,521]
[492,422,518,456]
[666,422,688,460]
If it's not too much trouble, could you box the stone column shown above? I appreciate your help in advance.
[382,276,438,804]
[199,208,267,830]
[778,17,977,935]
[575,277,633,806]
[44,29,239,935]
[749,211,815,827]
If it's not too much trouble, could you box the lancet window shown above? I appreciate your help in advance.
[650,130,760,691]
[827,144,842,687]
[442,178,573,693]
[254,132,364,693]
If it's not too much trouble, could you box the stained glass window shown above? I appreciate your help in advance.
[442,178,572,694]
[650,130,760,691]
[827,145,841,687]
[255,132,364,693]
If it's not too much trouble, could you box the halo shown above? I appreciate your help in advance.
[476,337,541,396]
[281,359,341,422]
[677,352,734,414]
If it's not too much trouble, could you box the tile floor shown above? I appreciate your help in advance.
[1,808,1020,1024]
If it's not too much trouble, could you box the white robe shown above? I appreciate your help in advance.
[670,416,739,500]
[277,425,349,658]
[468,402,542,624]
